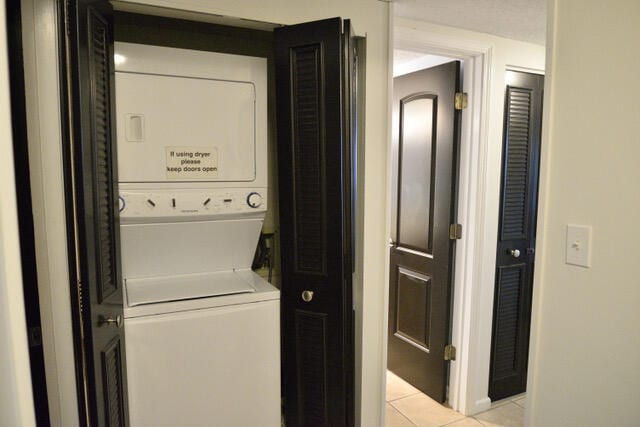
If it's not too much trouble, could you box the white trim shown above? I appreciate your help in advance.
[525,1,556,425]
[0,0,36,423]
[389,22,493,416]
[379,4,395,425]
[506,64,544,75]
[21,1,81,425]
[394,54,455,77]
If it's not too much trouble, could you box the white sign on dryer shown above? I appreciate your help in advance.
[166,146,219,179]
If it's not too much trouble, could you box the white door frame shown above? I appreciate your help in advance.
[383,23,495,416]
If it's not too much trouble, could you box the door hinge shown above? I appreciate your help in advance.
[444,344,457,361]
[455,92,468,110]
[449,223,462,240]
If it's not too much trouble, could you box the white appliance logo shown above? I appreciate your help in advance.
[166,146,219,179]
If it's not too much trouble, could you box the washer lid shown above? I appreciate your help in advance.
[126,270,255,307]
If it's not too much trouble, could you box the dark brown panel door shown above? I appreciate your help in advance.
[388,62,461,403]
[489,71,544,401]
[61,1,128,425]
[275,17,356,427]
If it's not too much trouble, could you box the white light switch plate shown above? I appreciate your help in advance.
[566,224,592,267]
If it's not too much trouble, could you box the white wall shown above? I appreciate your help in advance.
[393,18,545,415]
[527,1,640,426]
[0,0,36,425]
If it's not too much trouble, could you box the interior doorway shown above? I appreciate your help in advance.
[384,28,492,415]
[386,23,545,420]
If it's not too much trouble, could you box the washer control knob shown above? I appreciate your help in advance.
[247,192,262,208]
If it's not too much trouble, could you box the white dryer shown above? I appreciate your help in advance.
[115,43,280,427]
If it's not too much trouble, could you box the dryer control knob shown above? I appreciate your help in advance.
[247,192,262,208]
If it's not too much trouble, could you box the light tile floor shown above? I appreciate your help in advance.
[386,371,525,427]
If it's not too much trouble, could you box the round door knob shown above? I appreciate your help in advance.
[98,314,122,328]
[247,192,262,208]
[509,249,521,258]
[301,290,314,302]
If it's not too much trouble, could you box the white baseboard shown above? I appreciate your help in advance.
[473,397,492,415]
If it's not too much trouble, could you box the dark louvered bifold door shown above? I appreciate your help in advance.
[275,18,356,427]
[62,1,128,425]
[489,71,544,401]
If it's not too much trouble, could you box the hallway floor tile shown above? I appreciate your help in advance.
[385,371,525,427]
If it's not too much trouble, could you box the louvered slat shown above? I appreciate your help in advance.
[500,87,532,240]
[492,266,524,380]
[101,337,124,427]
[295,310,328,426]
[291,45,327,276]
[90,17,117,303]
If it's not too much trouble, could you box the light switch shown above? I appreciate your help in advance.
[566,224,592,267]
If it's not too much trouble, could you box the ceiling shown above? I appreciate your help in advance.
[393,0,546,46]
[393,51,454,76]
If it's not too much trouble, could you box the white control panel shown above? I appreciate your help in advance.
[119,188,267,222]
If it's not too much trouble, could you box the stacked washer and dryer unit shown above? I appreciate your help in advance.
[115,42,280,426]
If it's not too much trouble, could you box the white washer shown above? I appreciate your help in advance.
[115,43,279,427]
[123,276,280,427]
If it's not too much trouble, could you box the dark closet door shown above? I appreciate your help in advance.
[489,71,544,401]
[61,1,128,425]
[275,17,355,427]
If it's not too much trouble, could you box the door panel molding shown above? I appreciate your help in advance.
[397,92,438,255]
[394,267,432,351]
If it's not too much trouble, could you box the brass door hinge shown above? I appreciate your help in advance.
[455,92,468,110]
[444,344,457,361]
[449,223,462,240]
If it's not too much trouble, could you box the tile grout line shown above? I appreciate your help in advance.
[399,409,419,427]
[389,395,468,427]
[439,415,479,427]
[387,401,419,427]
[474,401,525,427]
[386,391,423,403]
[388,397,420,425]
